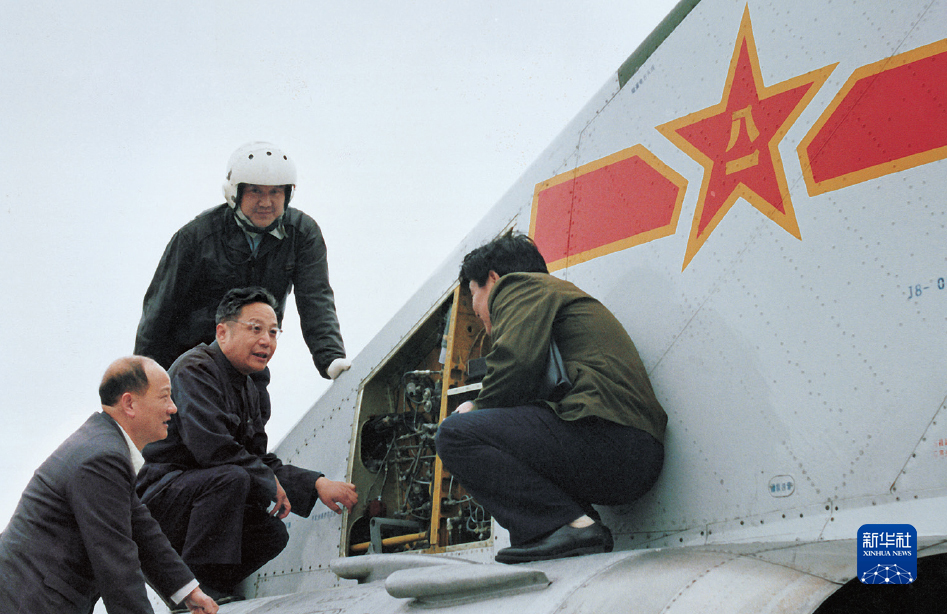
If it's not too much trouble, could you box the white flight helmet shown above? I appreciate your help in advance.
[223,141,297,207]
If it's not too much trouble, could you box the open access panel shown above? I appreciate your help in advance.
[345,283,492,555]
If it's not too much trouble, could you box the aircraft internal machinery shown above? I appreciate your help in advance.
[347,286,493,555]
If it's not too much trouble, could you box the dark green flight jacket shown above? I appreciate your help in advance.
[474,272,667,443]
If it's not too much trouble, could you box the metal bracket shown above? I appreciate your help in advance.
[368,517,421,554]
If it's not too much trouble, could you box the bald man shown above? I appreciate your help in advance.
[0,357,218,614]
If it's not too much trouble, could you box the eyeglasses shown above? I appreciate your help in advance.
[234,320,282,340]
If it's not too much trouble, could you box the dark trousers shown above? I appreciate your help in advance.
[435,404,663,546]
[141,465,288,593]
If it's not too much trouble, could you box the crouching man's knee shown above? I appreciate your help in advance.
[434,413,463,465]
[262,517,289,558]
[207,464,254,506]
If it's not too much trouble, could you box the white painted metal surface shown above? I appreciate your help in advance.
[238,0,947,611]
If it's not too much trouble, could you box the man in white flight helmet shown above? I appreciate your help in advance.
[134,141,350,382]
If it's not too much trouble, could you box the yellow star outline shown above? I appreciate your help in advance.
[656,5,836,270]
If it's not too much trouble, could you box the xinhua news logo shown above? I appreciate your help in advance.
[857,524,917,584]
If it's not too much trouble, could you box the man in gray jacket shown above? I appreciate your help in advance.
[0,357,218,614]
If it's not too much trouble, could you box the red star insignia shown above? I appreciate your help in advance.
[657,6,835,269]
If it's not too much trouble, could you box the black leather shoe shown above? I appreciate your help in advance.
[495,522,613,564]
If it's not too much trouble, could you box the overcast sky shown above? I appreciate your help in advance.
[0,0,680,534]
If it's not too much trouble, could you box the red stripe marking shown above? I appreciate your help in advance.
[532,154,681,265]
[806,49,947,185]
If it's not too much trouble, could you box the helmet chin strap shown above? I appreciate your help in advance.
[233,206,285,236]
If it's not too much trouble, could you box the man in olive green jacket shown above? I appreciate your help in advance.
[435,233,666,564]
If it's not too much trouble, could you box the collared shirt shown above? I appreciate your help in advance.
[234,207,288,243]
[115,416,199,605]
[117,422,145,474]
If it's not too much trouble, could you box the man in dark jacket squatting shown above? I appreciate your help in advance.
[137,287,358,601]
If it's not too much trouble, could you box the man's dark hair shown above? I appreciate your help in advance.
[459,232,549,286]
[215,286,279,325]
[99,357,150,406]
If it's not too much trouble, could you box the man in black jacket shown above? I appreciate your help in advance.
[137,287,357,599]
[134,141,350,381]
[0,357,218,614]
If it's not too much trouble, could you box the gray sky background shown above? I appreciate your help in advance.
[0,0,679,530]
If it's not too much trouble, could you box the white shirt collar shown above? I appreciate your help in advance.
[115,420,145,474]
